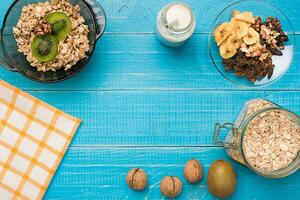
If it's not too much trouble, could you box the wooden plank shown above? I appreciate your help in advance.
[0,1,299,199]
[44,147,300,200]
[8,90,297,146]
[1,34,299,90]
[100,0,300,34]
[1,0,299,33]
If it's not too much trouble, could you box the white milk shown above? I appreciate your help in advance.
[156,2,196,47]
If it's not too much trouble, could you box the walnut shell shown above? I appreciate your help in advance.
[126,168,147,191]
[160,176,182,198]
[184,159,203,183]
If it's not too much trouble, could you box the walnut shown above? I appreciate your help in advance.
[244,42,270,58]
[259,53,269,62]
[184,159,203,183]
[260,25,271,39]
[160,176,182,198]
[240,43,249,54]
[126,168,147,191]
[14,0,90,72]
[252,17,262,32]
[34,20,52,37]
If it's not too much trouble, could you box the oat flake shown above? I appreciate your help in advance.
[243,109,300,171]
[13,0,90,72]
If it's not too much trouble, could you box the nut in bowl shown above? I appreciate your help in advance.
[0,0,106,82]
[209,0,295,87]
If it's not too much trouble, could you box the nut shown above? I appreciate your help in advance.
[160,176,182,198]
[184,159,203,183]
[259,52,269,62]
[34,20,52,36]
[126,168,147,191]
[13,0,90,72]
[260,25,271,39]
[220,14,288,83]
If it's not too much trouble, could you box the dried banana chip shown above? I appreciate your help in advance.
[231,10,241,19]
[243,27,260,45]
[214,22,233,46]
[226,33,243,49]
[220,42,237,59]
[234,11,255,24]
[231,20,249,39]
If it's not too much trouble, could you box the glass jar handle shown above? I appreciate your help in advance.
[83,0,106,40]
[213,123,238,149]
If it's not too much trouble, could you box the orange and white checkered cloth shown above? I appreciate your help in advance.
[0,79,81,200]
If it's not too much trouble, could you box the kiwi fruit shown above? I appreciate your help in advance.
[45,12,72,41]
[207,160,236,198]
[31,34,58,62]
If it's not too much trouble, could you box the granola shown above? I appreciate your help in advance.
[13,0,90,72]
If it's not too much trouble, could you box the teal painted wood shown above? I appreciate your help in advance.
[0,0,299,199]
[13,90,299,146]
[0,34,299,90]
[0,1,299,91]
[1,0,299,33]
[44,147,300,200]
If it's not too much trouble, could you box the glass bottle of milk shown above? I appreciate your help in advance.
[156,2,196,47]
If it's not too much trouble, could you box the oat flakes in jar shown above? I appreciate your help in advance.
[213,99,300,178]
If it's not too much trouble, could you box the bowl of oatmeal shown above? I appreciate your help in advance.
[0,0,106,82]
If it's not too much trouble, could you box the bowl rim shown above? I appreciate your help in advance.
[1,0,107,83]
[208,0,296,88]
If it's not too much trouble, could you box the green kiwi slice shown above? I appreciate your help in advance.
[31,34,58,62]
[45,12,72,41]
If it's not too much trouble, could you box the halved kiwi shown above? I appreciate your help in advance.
[31,34,58,62]
[45,12,72,41]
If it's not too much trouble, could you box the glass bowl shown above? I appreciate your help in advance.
[208,0,295,87]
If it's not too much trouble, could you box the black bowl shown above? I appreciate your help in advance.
[0,0,106,83]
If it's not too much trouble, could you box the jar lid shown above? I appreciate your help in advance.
[162,3,195,34]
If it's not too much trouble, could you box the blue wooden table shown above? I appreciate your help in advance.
[1,0,300,199]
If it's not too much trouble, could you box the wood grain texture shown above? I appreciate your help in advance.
[0,34,299,91]
[0,0,299,199]
[2,0,299,34]
[44,147,300,200]
[14,91,300,146]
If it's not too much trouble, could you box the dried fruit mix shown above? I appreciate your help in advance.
[213,11,289,82]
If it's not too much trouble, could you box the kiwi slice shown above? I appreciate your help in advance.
[31,34,58,62]
[45,12,72,41]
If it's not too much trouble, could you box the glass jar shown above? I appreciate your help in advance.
[156,2,196,47]
[213,99,300,178]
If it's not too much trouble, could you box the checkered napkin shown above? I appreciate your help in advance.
[0,79,81,200]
